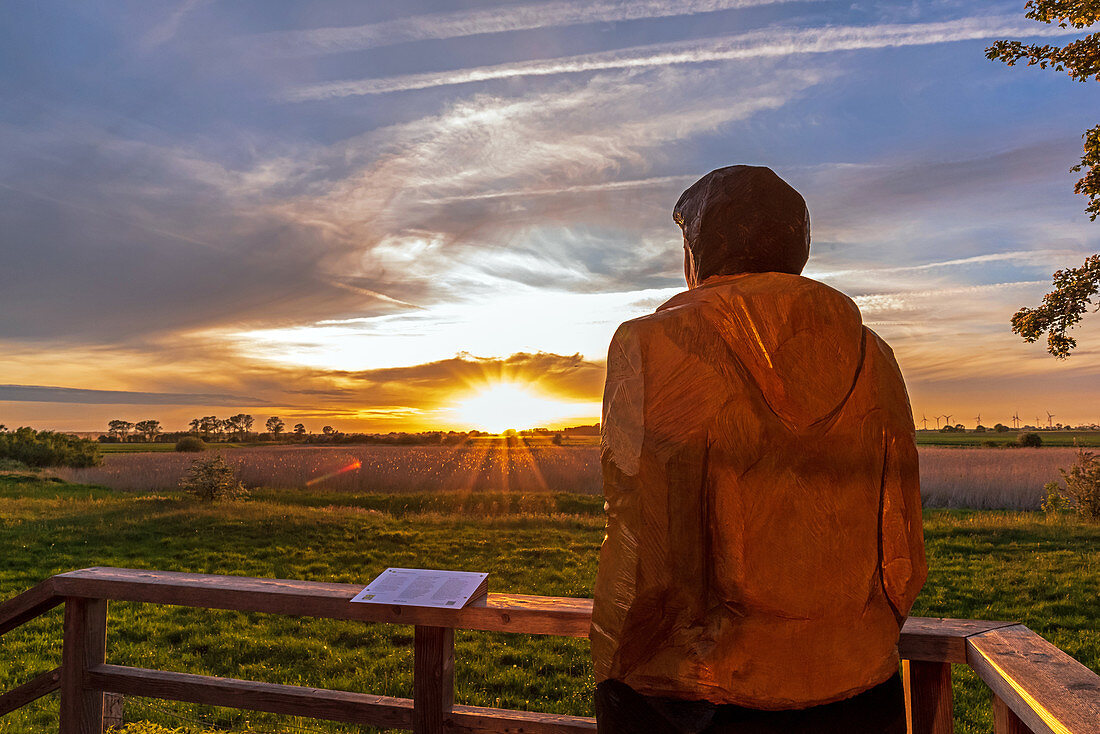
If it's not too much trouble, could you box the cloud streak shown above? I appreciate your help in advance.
[285,16,1078,100]
[256,0,822,56]
[0,384,271,406]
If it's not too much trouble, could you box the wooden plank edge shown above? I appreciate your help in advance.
[0,667,62,717]
[966,624,1095,734]
[448,704,596,734]
[86,664,415,729]
[0,579,60,637]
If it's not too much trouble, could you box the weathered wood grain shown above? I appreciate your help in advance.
[903,660,953,734]
[899,617,1017,664]
[0,578,61,637]
[968,624,1100,734]
[993,694,1036,734]
[52,568,592,637]
[414,626,454,734]
[447,704,596,733]
[86,665,415,728]
[0,667,61,717]
[103,692,124,730]
[60,597,107,734]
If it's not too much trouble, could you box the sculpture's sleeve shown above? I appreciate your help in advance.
[602,322,645,478]
[596,314,724,678]
[874,337,927,619]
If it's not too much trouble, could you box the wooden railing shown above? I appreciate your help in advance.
[1,568,1098,733]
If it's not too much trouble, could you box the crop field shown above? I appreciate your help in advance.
[49,443,1083,510]
[1,474,1098,734]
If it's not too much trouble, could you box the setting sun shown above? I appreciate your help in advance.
[453,382,593,433]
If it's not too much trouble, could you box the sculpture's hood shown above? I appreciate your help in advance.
[658,272,866,428]
[674,165,810,284]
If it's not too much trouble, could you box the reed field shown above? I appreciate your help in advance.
[49,443,1080,510]
[917,446,1080,509]
[53,442,603,495]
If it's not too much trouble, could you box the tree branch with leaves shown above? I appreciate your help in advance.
[988,1,1100,355]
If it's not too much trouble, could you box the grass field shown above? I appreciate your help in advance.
[916,430,1100,447]
[50,443,1082,510]
[1,474,1097,734]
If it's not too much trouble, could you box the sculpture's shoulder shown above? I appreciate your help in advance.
[660,272,860,318]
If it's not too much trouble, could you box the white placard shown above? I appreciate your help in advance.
[350,568,489,609]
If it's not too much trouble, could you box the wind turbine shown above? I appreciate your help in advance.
[1047,412,1055,429]
[920,414,929,430]
[934,415,943,429]
[1012,411,1020,430]
[944,414,953,428]
[974,413,982,428]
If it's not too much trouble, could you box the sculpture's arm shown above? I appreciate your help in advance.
[594,315,717,677]
[873,336,928,618]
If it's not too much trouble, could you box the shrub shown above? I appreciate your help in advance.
[1059,449,1100,521]
[180,454,247,502]
[0,427,101,467]
[175,436,206,452]
[1041,481,1068,513]
[1017,432,1043,448]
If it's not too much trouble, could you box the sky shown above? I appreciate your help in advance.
[2,0,1100,433]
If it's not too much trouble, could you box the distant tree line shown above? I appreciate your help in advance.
[96,416,603,446]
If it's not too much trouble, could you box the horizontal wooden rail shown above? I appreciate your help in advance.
[52,568,593,638]
[1,567,1098,734]
[87,664,595,734]
[45,568,1014,657]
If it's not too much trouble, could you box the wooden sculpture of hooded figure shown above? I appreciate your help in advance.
[591,165,926,734]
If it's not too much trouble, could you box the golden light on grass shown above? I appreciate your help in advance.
[453,381,587,433]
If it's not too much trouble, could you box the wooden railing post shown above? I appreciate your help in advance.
[903,660,953,734]
[413,625,454,734]
[992,694,1035,734]
[59,598,107,734]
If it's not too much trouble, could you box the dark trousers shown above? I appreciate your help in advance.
[595,675,906,734]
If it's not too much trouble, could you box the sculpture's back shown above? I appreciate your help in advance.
[591,166,926,712]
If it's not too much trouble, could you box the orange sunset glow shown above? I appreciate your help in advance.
[453,381,599,433]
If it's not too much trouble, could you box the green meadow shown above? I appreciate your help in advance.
[96,444,183,454]
[1,474,1098,734]
[915,430,1100,447]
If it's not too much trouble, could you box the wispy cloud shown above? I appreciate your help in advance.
[417,175,698,204]
[256,0,822,56]
[141,0,210,51]
[284,16,1078,100]
[811,250,1088,279]
[0,384,271,406]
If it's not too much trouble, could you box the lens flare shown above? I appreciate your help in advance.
[305,459,362,487]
